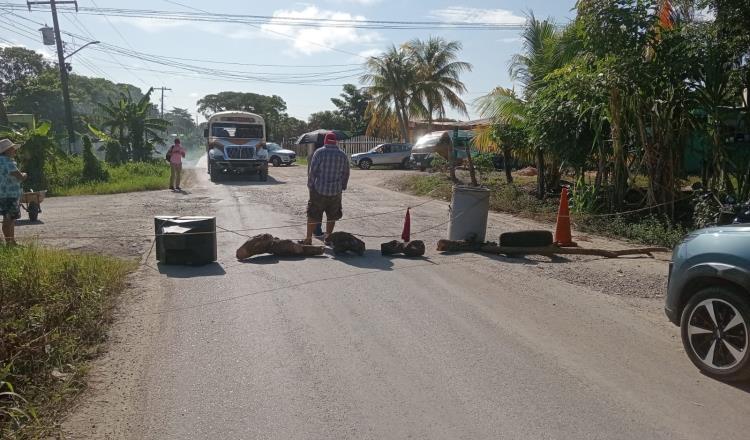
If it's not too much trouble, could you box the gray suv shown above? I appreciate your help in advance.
[350,143,412,170]
[666,225,750,381]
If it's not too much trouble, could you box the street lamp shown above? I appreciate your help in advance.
[64,40,100,60]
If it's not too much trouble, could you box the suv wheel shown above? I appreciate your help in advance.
[359,159,372,170]
[401,158,411,169]
[271,156,281,167]
[681,286,750,381]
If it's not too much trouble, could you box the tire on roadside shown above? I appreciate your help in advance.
[499,230,553,248]
[680,286,750,382]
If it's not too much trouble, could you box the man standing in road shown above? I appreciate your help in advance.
[303,132,349,245]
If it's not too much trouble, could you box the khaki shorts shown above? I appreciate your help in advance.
[306,189,342,222]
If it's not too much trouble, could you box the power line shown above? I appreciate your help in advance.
[1,2,528,30]
[2,7,366,68]
[1,13,360,86]
[161,0,366,59]
[86,0,162,85]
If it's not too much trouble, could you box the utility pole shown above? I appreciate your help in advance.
[28,0,78,153]
[154,86,172,117]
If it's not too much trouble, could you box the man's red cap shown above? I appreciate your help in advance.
[324,132,337,145]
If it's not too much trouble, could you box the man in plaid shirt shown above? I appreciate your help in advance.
[303,132,350,245]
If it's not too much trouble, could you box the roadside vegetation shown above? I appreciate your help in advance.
[365,1,750,241]
[395,170,688,248]
[47,159,170,196]
[0,245,134,438]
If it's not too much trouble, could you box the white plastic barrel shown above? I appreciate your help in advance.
[447,185,491,242]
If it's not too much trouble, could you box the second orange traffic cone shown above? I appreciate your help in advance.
[554,187,576,247]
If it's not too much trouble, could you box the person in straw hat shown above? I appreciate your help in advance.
[0,139,28,245]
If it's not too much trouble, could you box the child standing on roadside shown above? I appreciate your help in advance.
[0,139,27,246]
[168,138,186,191]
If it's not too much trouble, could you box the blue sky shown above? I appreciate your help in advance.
[1,0,577,122]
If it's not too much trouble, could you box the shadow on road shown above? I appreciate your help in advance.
[236,254,328,265]
[211,175,285,186]
[157,262,227,278]
[330,249,395,271]
[15,219,45,226]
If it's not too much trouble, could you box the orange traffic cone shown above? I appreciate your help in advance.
[554,187,576,247]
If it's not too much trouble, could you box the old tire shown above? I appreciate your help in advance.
[499,230,553,248]
[28,202,40,222]
[359,159,372,170]
[680,286,750,382]
[271,156,282,167]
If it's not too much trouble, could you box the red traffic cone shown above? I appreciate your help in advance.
[554,187,576,247]
[401,208,411,242]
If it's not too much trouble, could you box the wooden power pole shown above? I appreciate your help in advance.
[28,0,78,152]
[155,86,172,117]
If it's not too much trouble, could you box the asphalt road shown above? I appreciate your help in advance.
[63,159,750,439]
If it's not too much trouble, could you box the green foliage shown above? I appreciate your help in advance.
[307,110,348,131]
[81,136,108,183]
[429,154,449,172]
[2,122,61,191]
[197,91,293,141]
[473,153,496,182]
[0,245,133,438]
[96,87,169,162]
[570,178,599,214]
[330,84,372,134]
[361,38,471,141]
[45,159,170,196]
[578,215,689,248]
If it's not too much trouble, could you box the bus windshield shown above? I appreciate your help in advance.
[211,122,264,139]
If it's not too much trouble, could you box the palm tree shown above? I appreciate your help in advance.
[477,13,562,197]
[361,45,420,142]
[406,37,472,132]
[97,87,168,161]
[509,13,561,97]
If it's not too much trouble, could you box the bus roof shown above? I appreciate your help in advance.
[207,111,265,124]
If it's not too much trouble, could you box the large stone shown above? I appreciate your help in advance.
[328,231,366,256]
[236,234,324,260]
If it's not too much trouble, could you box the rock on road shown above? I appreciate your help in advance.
[51,160,749,439]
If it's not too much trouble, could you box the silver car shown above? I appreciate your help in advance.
[350,143,412,170]
[666,225,750,381]
[266,142,297,167]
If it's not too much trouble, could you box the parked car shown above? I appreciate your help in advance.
[350,143,412,170]
[666,225,750,381]
[265,142,296,167]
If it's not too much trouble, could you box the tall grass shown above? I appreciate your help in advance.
[0,245,134,438]
[44,158,171,196]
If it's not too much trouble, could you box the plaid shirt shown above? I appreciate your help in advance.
[307,144,350,196]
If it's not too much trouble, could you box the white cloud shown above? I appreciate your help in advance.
[357,48,382,59]
[430,7,525,25]
[189,92,200,97]
[260,6,380,55]
[327,0,382,4]
[497,37,521,43]
[106,17,183,33]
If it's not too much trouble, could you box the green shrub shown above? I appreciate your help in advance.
[81,136,109,183]
[0,245,134,438]
[577,215,688,248]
